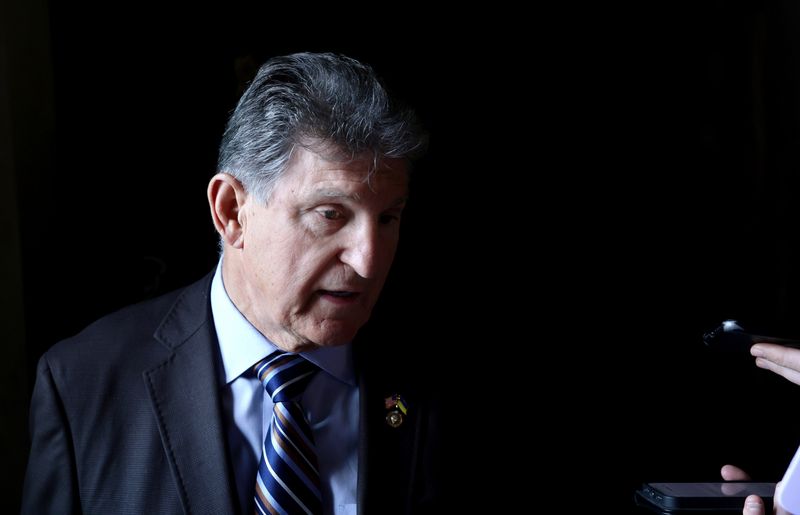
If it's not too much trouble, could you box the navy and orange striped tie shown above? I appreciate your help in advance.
[253,350,321,515]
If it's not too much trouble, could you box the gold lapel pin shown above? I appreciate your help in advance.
[384,394,408,428]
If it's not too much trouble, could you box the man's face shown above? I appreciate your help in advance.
[230,147,408,351]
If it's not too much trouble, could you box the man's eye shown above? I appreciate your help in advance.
[379,214,401,225]
[321,209,341,220]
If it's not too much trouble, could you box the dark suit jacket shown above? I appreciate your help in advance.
[22,272,441,514]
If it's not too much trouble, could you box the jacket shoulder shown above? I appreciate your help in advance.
[42,272,213,373]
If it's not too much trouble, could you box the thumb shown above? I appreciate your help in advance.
[743,494,765,514]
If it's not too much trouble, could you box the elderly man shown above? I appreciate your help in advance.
[22,52,438,515]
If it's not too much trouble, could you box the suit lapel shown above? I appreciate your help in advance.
[356,343,424,515]
[143,275,237,515]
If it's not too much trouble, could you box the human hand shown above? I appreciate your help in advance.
[751,343,800,386]
[720,465,787,514]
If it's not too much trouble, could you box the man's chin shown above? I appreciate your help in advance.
[307,330,358,348]
[279,336,351,353]
[305,322,363,348]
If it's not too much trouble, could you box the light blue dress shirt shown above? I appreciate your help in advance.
[210,264,359,515]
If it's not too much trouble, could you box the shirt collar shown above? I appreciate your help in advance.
[210,260,355,386]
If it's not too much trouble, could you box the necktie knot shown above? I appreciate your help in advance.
[254,350,319,403]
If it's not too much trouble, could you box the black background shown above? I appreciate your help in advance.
[6,0,800,512]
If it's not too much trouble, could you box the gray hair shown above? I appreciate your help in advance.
[217,52,427,202]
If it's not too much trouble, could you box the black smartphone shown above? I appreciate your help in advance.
[635,482,775,514]
[703,319,800,352]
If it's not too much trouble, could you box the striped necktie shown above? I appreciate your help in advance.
[253,350,321,515]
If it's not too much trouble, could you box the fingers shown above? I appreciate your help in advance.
[722,464,752,481]
[751,344,800,386]
[723,482,749,495]
[743,495,765,514]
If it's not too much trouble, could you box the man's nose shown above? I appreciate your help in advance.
[340,223,380,279]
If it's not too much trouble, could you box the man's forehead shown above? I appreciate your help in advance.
[293,143,407,172]
[302,155,407,182]
[314,157,408,179]
[272,146,409,199]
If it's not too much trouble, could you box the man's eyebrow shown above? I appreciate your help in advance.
[389,196,408,207]
[311,189,361,202]
[309,190,408,206]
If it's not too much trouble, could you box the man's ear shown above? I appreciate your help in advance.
[208,173,248,249]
